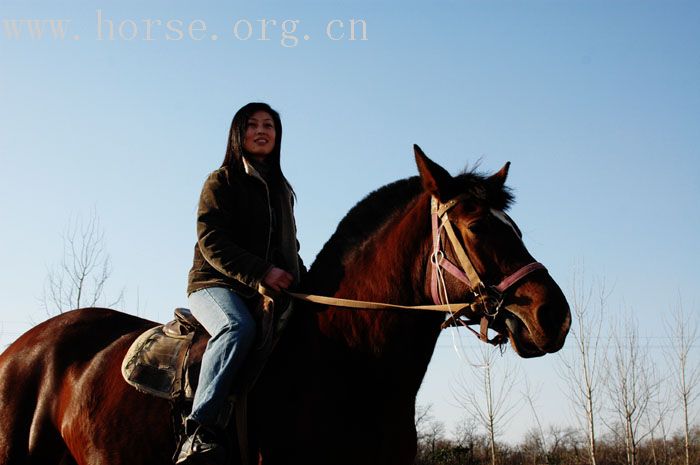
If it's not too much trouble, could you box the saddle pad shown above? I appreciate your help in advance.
[121,324,194,400]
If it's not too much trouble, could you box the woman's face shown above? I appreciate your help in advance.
[243,111,276,159]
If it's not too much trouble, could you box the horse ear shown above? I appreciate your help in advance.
[414,144,452,201]
[489,162,511,187]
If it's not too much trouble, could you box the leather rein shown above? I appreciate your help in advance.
[283,195,545,346]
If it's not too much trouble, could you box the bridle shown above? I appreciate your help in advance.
[279,195,546,347]
[429,196,546,345]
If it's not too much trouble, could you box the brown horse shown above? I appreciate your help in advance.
[0,147,570,465]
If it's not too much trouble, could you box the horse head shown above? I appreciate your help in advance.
[415,145,571,358]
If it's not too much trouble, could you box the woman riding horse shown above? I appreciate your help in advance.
[0,146,570,465]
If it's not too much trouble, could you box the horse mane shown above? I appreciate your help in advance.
[306,176,423,295]
[305,167,514,296]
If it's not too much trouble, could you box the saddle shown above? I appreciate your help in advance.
[121,294,292,402]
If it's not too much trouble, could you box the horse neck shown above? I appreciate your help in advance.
[314,194,445,391]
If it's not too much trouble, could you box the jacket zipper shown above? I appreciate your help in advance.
[262,181,272,262]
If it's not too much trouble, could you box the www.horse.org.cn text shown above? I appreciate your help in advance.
[0,10,368,46]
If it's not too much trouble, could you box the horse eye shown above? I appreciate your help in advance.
[467,221,486,234]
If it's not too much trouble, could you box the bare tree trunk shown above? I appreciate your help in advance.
[605,313,659,465]
[625,419,636,465]
[523,381,547,465]
[556,267,607,465]
[451,345,519,465]
[660,419,669,465]
[644,390,672,465]
[484,360,497,465]
[664,298,699,465]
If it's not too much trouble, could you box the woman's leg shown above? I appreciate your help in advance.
[187,287,256,427]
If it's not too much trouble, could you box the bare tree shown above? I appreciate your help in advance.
[605,312,660,465]
[664,298,700,465]
[522,379,579,465]
[425,420,445,456]
[522,379,548,465]
[42,210,123,314]
[453,414,480,449]
[522,427,545,465]
[642,377,675,465]
[414,404,447,463]
[556,268,608,465]
[415,403,434,435]
[451,345,520,465]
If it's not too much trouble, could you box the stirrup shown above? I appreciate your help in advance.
[174,424,226,465]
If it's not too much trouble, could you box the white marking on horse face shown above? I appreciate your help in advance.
[490,209,522,241]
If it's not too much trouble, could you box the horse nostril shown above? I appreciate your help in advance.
[537,303,555,326]
[536,303,570,352]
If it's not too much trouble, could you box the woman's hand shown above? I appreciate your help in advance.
[263,266,294,292]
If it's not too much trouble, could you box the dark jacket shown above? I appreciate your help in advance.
[187,159,303,298]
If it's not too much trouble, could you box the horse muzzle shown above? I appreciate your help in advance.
[500,277,571,358]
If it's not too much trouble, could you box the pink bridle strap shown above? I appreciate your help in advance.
[431,254,472,305]
[493,262,546,294]
[431,207,473,305]
[431,201,476,305]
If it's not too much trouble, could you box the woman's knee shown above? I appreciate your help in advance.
[215,317,255,353]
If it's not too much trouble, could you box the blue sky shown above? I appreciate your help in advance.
[1,0,698,443]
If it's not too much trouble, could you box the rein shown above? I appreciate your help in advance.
[278,195,545,347]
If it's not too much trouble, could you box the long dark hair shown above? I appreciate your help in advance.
[222,102,293,196]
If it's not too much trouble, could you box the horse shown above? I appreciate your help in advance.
[0,146,570,465]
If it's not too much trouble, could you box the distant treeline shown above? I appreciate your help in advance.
[415,425,698,465]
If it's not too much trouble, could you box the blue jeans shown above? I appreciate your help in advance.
[187,287,256,427]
